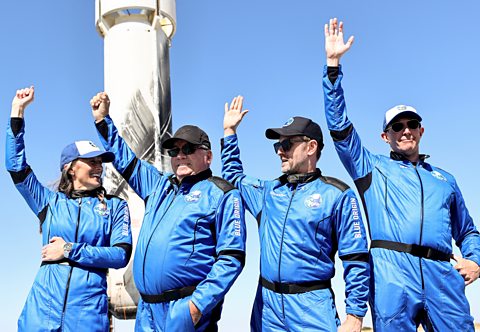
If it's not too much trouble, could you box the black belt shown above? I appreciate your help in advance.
[140,285,197,303]
[370,240,451,262]
[260,277,331,294]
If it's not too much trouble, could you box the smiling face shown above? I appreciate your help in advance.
[68,157,104,190]
[170,140,212,182]
[381,117,424,162]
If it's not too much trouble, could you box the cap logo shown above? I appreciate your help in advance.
[397,105,407,111]
[75,141,100,155]
[283,118,294,127]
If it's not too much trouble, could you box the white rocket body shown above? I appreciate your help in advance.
[95,0,176,319]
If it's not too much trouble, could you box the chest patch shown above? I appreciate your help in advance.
[304,193,322,208]
[94,203,110,217]
[185,190,202,203]
[430,170,447,182]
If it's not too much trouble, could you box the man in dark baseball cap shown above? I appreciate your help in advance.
[265,116,324,159]
[221,95,369,332]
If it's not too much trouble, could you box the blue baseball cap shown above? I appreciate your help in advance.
[60,141,114,171]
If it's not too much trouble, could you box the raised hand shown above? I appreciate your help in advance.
[11,86,35,118]
[90,92,110,122]
[324,18,354,66]
[224,95,249,136]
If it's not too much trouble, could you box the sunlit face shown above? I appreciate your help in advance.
[169,140,212,182]
[68,157,104,190]
[381,117,424,161]
[276,135,313,174]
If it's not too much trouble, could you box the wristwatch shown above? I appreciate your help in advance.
[63,242,73,258]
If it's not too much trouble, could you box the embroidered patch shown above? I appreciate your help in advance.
[94,203,110,217]
[283,117,294,127]
[431,170,447,181]
[304,193,322,208]
[185,190,202,203]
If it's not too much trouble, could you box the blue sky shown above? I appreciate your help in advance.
[1,1,480,331]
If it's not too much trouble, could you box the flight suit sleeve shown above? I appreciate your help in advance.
[6,118,54,220]
[451,179,480,266]
[95,115,166,200]
[322,65,377,182]
[190,189,247,315]
[334,189,370,317]
[68,198,133,269]
[221,134,265,220]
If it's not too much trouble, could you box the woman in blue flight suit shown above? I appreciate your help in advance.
[6,86,132,332]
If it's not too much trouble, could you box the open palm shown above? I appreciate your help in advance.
[324,18,354,61]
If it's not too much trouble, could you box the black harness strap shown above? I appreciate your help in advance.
[370,240,451,262]
[140,285,197,303]
[260,277,331,294]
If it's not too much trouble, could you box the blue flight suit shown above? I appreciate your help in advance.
[323,65,480,331]
[6,118,132,332]
[96,116,246,331]
[222,133,369,331]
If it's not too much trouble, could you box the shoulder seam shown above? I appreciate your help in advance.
[320,176,350,192]
[208,176,235,194]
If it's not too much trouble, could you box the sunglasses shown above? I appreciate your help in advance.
[387,119,421,133]
[167,143,208,157]
[273,137,309,153]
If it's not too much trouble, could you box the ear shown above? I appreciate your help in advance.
[307,140,318,157]
[381,131,389,144]
[419,126,424,137]
[205,150,213,165]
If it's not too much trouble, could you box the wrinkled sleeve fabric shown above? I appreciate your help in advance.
[335,190,370,317]
[191,189,247,314]
[96,115,163,200]
[221,134,265,219]
[450,178,480,266]
[322,65,377,181]
[68,199,133,269]
[6,118,54,217]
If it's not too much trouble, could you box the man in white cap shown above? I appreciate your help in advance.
[322,18,480,331]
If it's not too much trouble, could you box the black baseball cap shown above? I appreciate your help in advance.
[265,116,324,150]
[162,125,211,149]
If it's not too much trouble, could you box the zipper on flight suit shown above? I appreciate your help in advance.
[61,197,82,327]
[142,186,179,289]
[414,166,426,289]
[277,183,298,318]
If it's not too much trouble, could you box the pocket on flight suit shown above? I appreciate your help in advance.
[298,289,338,331]
[372,255,407,326]
[166,297,196,332]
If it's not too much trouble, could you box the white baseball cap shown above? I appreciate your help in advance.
[383,105,422,131]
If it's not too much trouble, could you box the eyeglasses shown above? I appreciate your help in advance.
[273,137,310,153]
[386,119,421,133]
[167,143,208,157]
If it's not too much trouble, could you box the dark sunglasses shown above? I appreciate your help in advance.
[167,143,208,157]
[273,137,309,153]
[387,119,421,133]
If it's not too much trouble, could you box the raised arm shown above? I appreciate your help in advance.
[91,92,165,200]
[322,19,378,183]
[221,96,265,220]
[6,86,54,218]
